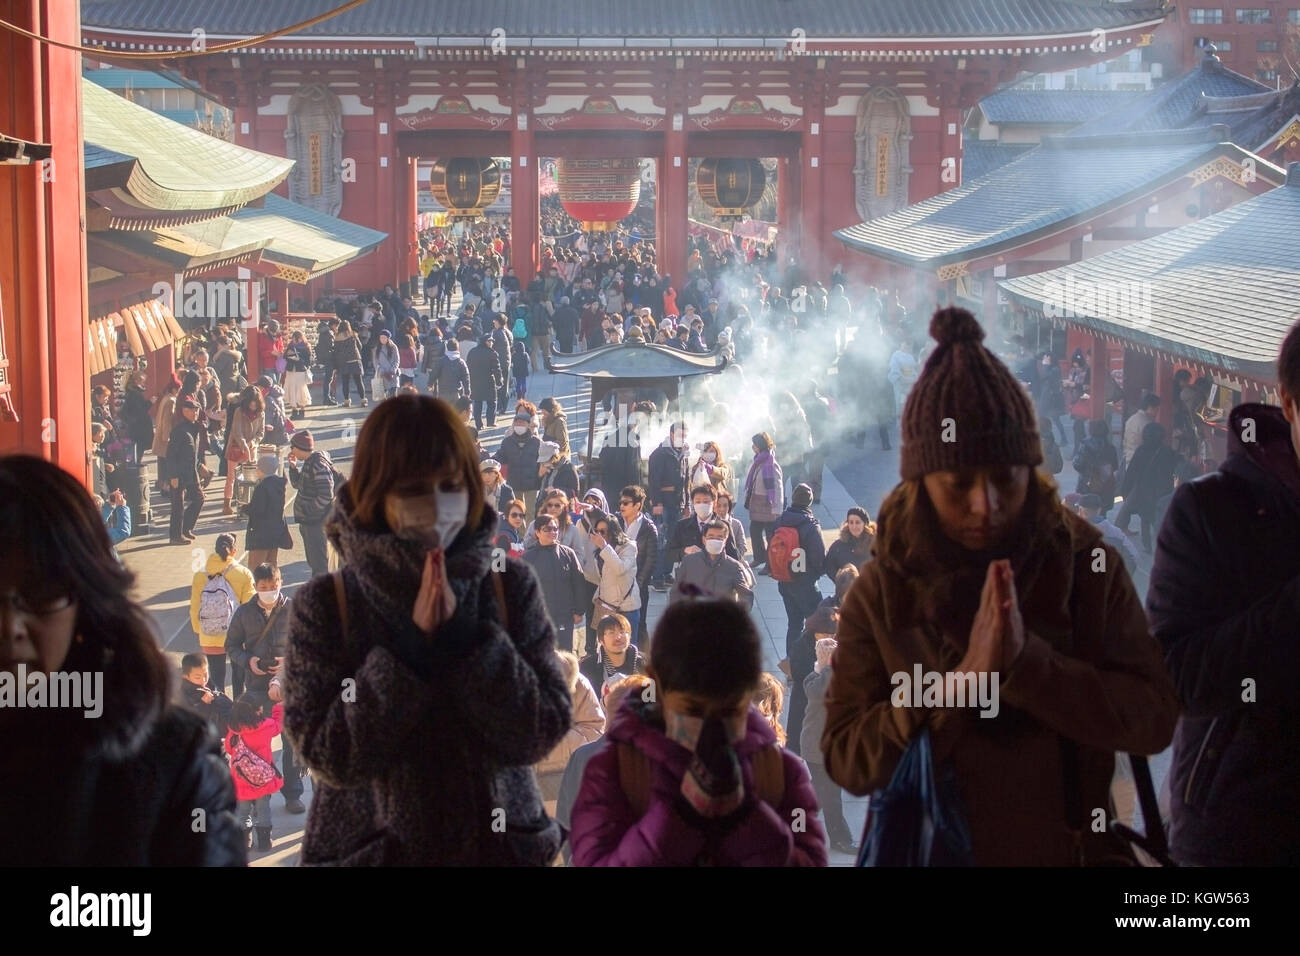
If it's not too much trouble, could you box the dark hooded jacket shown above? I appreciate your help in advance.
[823,473,1179,866]
[1146,403,1300,865]
[283,493,571,866]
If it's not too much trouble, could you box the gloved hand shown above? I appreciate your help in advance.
[679,716,745,820]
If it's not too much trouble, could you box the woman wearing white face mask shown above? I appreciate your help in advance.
[284,394,571,865]
[690,439,733,498]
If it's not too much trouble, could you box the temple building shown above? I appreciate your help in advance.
[77,0,1172,294]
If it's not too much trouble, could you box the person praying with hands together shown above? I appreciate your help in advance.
[822,307,1178,866]
[283,395,570,866]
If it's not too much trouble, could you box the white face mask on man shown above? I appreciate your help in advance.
[513,425,528,436]
[257,588,281,606]
[693,502,712,520]
[703,537,726,556]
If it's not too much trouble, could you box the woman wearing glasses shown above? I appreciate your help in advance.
[494,498,528,556]
[0,455,245,865]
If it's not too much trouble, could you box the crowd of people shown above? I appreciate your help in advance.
[13,221,1299,869]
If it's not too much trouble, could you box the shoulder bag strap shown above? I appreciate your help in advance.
[490,570,508,632]
[751,744,786,806]
[332,571,349,644]
[248,601,285,664]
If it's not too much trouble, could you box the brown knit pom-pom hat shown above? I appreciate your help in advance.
[899,307,1042,481]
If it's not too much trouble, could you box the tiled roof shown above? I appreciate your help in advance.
[961,139,1037,181]
[835,127,1267,269]
[84,67,186,90]
[225,195,388,280]
[82,78,291,211]
[1067,56,1269,136]
[978,89,1146,126]
[80,0,1167,40]
[999,170,1300,380]
[1191,84,1300,152]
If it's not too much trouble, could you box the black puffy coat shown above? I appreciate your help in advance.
[1146,404,1300,866]
[496,431,543,493]
[0,643,244,866]
[285,498,570,865]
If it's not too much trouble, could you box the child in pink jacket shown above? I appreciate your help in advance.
[569,596,827,866]
[225,694,284,853]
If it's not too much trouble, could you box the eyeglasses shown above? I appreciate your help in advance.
[1,591,75,618]
[508,512,525,519]
[540,525,559,533]
[594,527,609,536]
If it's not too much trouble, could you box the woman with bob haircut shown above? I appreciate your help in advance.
[283,394,571,865]
[0,455,245,866]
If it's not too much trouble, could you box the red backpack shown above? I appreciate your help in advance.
[767,526,802,582]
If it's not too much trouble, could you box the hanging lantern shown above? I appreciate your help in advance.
[695,158,765,225]
[556,158,641,231]
[429,157,501,222]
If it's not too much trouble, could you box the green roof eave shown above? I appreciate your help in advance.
[81,78,292,213]
[226,194,389,280]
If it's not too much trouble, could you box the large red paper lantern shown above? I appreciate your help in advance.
[556,158,641,231]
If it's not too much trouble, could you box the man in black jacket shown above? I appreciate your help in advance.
[551,296,579,354]
[495,409,543,514]
[615,485,659,647]
[522,514,588,653]
[166,399,205,544]
[664,483,742,573]
[647,422,689,590]
[224,562,304,814]
[774,483,826,756]
[490,314,514,411]
[315,317,338,406]
[1146,320,1300,866]
[467,333,503,430]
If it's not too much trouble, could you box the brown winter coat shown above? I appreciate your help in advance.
[822,473,1178,865]
[284,493,571,866]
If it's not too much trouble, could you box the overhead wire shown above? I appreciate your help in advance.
[0,0,371,60]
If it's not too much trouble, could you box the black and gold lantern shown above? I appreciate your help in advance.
[695,158,765,224]
[429,157,502,221]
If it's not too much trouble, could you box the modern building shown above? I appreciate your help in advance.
[83,63,233,134]
[1164,3,1300,85]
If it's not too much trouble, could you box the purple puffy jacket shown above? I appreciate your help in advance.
[570,701,828,867]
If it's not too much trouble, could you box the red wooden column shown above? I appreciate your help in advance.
[661,122,689,285]
[798,68,827,280]
[510,125,538,284]
[0,0,89,479]
[233,76,257,150]
[372,69,399,289]
[408,156,421,292]
[398,155,419,295]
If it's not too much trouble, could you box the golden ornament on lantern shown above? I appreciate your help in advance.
[429,157,502,222]
[556,157,641,231]
[695,158,765,224]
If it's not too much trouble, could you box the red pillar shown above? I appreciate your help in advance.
[777,157,792,245]
[1154,356,1178,430]
[404,156,419,294]
[510,125,538,284]
[661,124,688,287]
[0,0,90,480]
[233,77,257,150]
[799,71,827,280]
[372,72,398,289]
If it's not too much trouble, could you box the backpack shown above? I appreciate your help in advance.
[198,571,238,635]
[767,525,802,583]
[512,306,529,339]
[228,732,281,788]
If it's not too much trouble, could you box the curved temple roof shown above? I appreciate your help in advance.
[81,79,292,213]
[81,0,1167,43]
